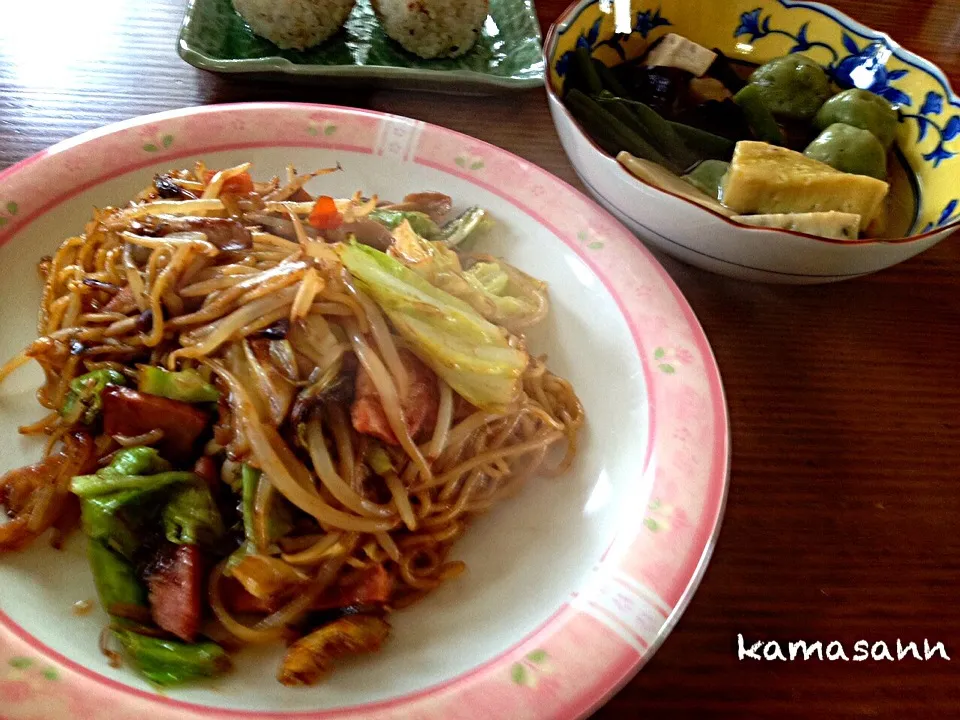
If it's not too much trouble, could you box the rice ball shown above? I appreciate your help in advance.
[372,0,489,59]
[232,0,356,50]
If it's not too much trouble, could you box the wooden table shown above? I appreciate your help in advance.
[2,0,959,716]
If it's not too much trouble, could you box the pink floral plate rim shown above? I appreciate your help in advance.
[0,102,730,720]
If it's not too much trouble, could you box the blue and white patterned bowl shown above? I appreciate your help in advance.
[544,0,960,283]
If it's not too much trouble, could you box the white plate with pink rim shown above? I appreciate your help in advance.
[0,103,729,720]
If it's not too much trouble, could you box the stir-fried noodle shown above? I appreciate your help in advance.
[0,163,583,686]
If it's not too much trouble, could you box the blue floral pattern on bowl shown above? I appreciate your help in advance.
[735,9,838,62]
[923,200,960,233]
[634,8,672,40]
[555,7,671,76]
[904,92,960,169]
[832,37,910,107]
[734,6,960,173]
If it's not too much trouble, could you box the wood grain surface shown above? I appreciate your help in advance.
[2,0,960,717]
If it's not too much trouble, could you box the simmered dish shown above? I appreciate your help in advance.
[562,32,913,239]
[0,163,583,687]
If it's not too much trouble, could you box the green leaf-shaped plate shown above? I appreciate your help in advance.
[178,0,544,93]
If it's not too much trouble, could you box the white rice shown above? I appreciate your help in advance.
[372,0,489,59]
[232,0,356,50]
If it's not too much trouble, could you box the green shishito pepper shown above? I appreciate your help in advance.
[163,484,224,546]
[365,207,490,249]
[235,464,292,551]
[106,446,171,476]
[76,447,196,557]
[76,446,230,686]
[75,446,224,548]
[71,466,195,498]
[88,539,148,612]
[72,446,190,498]
[82,489,152,558]
[138,366,220,403]
[61,369,126,424]
[112,630,231,686]
[367,209,441,239]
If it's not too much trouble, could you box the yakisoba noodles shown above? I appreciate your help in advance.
[0,162,583,686]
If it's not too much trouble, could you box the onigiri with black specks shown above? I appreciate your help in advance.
[371,0,489,59]
[232,0,356,50]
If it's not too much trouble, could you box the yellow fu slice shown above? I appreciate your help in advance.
[732,211,862,240]
[721,141,889,231]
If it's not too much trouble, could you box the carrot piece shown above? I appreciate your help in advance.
[308,196,342,230]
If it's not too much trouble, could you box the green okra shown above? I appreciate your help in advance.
[595,95,700,172]
[593,59,629,98]
[566,90,680,172]
[574,45,604,96]
[668,122,736,161]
